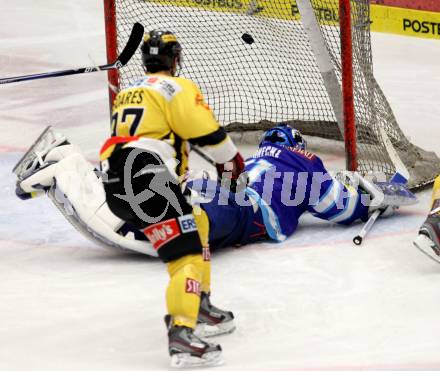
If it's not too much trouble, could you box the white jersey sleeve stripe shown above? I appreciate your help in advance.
[311,179,343,214]
[328,189,359,223]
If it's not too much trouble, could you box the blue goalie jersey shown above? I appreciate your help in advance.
[243,143,369,242]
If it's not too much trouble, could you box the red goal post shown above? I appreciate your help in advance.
[339,0,357,171]
[104,0,119,110]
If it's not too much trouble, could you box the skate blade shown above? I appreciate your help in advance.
[194,321,236,338]
[414,234,440,265]
[170,350,223,368]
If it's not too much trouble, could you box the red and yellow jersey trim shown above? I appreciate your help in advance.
[99,135,139,161]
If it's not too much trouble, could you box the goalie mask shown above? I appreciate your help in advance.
[260,124,307,150]
[141,30,182,75]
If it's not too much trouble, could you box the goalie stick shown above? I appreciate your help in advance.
[353,127,411,245]
[191,145,216,167]
[0,23,144,85]
[352,172,408,245]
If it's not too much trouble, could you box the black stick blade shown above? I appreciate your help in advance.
[117,22,144,66]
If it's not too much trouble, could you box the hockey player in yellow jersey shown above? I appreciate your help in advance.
[100,30,244,368]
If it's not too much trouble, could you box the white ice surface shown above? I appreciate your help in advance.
[1,2,440,370]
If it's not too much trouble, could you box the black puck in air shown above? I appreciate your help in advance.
[242,33,254,44]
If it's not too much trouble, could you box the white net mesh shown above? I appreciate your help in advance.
[108,0,440,189]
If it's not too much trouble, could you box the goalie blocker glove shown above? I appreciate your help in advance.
[335,171,418,219]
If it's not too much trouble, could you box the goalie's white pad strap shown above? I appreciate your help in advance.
[44,143,83,162]
[20,164,57,193]
[19,144,84,193]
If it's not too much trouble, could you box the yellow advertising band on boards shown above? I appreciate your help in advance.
[371,5,440,40]
[145,0,338,23]
[146,0,440,40]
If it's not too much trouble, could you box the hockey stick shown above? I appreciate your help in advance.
[191,145,216,167]
[352,172,406,245]
[0,23,144,85]
[353,126,410,245]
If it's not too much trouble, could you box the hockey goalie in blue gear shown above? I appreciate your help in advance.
[14,125,417,254]
[187,123,416,248]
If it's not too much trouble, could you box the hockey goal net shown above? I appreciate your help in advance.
[104,0,440,189]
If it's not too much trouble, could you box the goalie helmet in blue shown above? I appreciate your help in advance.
[260,124,307,150]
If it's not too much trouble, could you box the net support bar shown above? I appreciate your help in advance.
[298,0,357,171]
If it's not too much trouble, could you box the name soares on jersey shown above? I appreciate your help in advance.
[112,89,145,110]
[252,145,315,161]
[113,78,178,110]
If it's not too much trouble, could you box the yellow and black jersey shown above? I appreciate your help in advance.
[100,73,238,177]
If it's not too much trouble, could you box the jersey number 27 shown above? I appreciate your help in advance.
[111,108,145,136]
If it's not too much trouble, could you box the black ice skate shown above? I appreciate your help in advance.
[414,208,440,264]
[167,319,223,368]
[194,292,236,338]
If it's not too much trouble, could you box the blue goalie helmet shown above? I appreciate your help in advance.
[260,124,307,150]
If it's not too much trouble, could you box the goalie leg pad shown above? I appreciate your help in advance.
[18,162,58,196]
[16,144,84,197]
